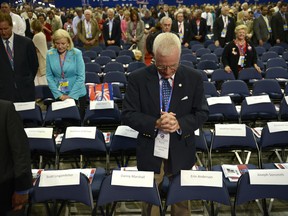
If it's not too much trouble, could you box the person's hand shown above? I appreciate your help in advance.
[59,95,70,101]
[215,40,220,47]
[259,39,264,46]
[12,192,28,211]
[224,65,232,73]
[184,42,189,48]
[156,112,180,133]
[254,65,261,73]
[276,39,280,44]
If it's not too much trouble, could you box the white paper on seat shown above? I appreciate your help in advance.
[267,121,288,133]
[24,127,53,139]
[111,170,154,188]
[90,100,114,110]
[207,96,232,106]
[194,129,200,136]
[181,170,222,187]
[249,169,288,185]
[39,170,80,187]
[114,125,139,138]
[13,101,35,111]
[246,95,271,105]
[120,166,138,171]
[65,126,96,139]
[51,99,76,111]
[285,96,288,105]
[215,124,246,137]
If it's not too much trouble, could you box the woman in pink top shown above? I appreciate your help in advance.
[121,10,130,42]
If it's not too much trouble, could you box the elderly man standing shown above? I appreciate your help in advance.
[102,8,121,47]
[77,9,100,50]
[122,32,209,216]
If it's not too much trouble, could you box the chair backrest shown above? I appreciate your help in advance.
[200,53,218,63]
[211,69,235,82]
[103,71,128,84]
[265,67,288,79]
[261,51,278,62]
[279,97,288,120]
[85,72,101,84]
[83,50,97,60]
[97,174,162,207]
[94,56,112,67]
[32,172,94,208]
[181,49,192,55]
[196,69,208,81]
[195,48,211,57]
[166,173,231,206]
[119,50,134,59]
[101,50,117,59]
[260,124,288,150]
[85,62,102,74]
[235,172,288,207]
[252,79,283,99]
[266,57,287,69]
[207,43,217,52]
[83,56,91,63]
[204,39,214,48]
[282,51,288,61]
[213,47,224,58]
[104,62,125,73]
[180,60,195,68]
[106,45,120,55]
[262,42,271,51]
[180,53,197,65]
[15,103,43,127]
[255,46,266,57]
[127,61,147,73]
[203,81,219,97]
[237,68,262,81]
[91,46,103,54]
[268,46,285,55]
[191,44,204,52]
[115,55,133,65]
[220,80,250,97]
[197,60,218,70]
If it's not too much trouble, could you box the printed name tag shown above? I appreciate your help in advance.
[249,169,288,185]
[215,124,246,136]
[90,100,114,110]
[65,126,96,139]
[25,127,53,139]
[181,170,222,187]
[114,125,139,138]
[39,170,80,187]
[14,101,35,111]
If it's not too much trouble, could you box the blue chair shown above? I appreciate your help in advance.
[181,48,192,55]
[180,53,198,65]
[197,69,208,81]
[31,172,94,215]
[252,79,283,100]
[127,61,146,73]
[204,39,214,48]
[59,127,107,168]
[255,46,266,57]
[269,46,285,55]
[91,46,103,55]
[180,60,195,68]
[118,50,134,59]
[85,72,101,84]
[203,81,218,98]
[261,51,279,64]
[191,43,204,52]
[106,45,121,55]
[85,62,102,74]
[164,173,232,215]
[279,97,288,120]
[101,50,117,59]
[282,51,288,62]
[234,172,288,215]
[15,103,43,127]
[96,174,162,216]
[265,67,288,80]
[208,43,217,52]
[83,56,91,63]
[200,53,218,63]
[220,80,250,103]
[103,71,128,85]
[211,69,235,83]
[94,56,112,68]
[197,60,218,70]
[240,96,278,123]
[213,47,224,59]
[237,68,262,84]
[35,85,55,108]
[115,55,133,66]
[189,40,201,47]
[103,62,125,74]
[266,57,287,69]
[262,42,272,51]
[196,48,211,58]
[83,50,98,61]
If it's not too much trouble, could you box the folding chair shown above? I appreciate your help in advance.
[180,60,195,68]
[255,46,266,57]
[115,55,133,66]
[91,46,103,55]
[101,50,117,59]
[103,71,128,88]
[204,39,214,48]
[83,56,91,63]
[94,56,112,68]
[265,67,288,80]
[106,45,120,55]
[31,171,94,216]
[35,85,55,108]
[164,173,232,215]
[195,129,210,167]
[252,79,283,101]
[279,97,288,120]
[200,53,218,63]
[180,53,198,65]
[213,47,224,59]
[191,43,204,53]
[85,62,102,75]
[103,62,125,74]
[181,48,192,55]
[118,50,134,59]
[96,174,162,216]
[261,51,278,64]
[234,172,288,215]
[195,48,211,58]
[14,102,43,127]
[25,127,57,169]
[203,81,219,98]
[197,60,218,71]
[127,61,146,74]
[211,69,235,89]
[83,50,98,61]
[196,69,208,81]
[268,46,285,55]
[208,43,217,52]
[85,72,101,84]
[220,80,250,104]
[262,42,271,51]
[238,68,262,85]
[59,127,107,169]
[266,57,287,69]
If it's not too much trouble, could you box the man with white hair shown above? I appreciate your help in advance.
[1,2,26,36]
[102,8,121,47]
[77,9,100,49]
[122,32,209,216]
[201,5,213,32]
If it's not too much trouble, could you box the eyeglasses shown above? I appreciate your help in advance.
[156,63,179,71]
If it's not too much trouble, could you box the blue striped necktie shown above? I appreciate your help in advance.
[5,40,14,69]
[162,78,171,111]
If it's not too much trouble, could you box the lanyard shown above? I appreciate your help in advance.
[236,43,246,56]
[59,52,67,79]
[5,43,13,62]
[159,79,174,112]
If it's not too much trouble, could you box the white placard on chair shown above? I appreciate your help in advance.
[207,96,232,106]
[215,124,246,137]
[267,122,288,133]
[14,101,35,111]
[249,169,288,185]
[181,170,223,187]
[65,126,96,139]
[24,127,53,139]
[246,95,271,105]
[111,170,154,188]
[114,125,139,138]
[90,100,114,110]
[39,170,80,187]
[51,99,76,111]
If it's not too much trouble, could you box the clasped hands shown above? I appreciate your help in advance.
[155,112,180,133]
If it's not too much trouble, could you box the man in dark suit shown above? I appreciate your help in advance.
[24,10,35,39]
[271,2,288,44]
[252,5,272,46]
[171,11,191,47]
[122,32,209,216]
[0,13,38,102]
[213,6,235,47]
[102,8,121,47]
[0,99,32,215]
[191,9,207,43]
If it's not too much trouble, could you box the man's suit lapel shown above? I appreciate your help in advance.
[169,66,185,113]
[146,65,160,113]
[0,38,11,68]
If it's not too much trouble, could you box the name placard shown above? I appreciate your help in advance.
[111,170,154,188]
[246,95,271,105]
[181,170,222,187]
[215,124,246,137]
[285,96,288,105]
[14,101,35,111]
[194,129,200,136]
[39,170,80,187]
[90,100,114,110]
[51,99,76,111]
[207,96,232,106]
[25,128,53,139]
[114,125,139,138]
[267,121,288,133]
[65,126,96,139]
[249,169,288,185]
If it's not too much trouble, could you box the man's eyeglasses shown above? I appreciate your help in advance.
[156,63,179,71]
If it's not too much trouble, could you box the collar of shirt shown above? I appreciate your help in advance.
[2,33,14,49]
[157,72,175,86]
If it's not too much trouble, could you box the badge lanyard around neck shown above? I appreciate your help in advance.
[59,52,67,79]
[159,79,174,113]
